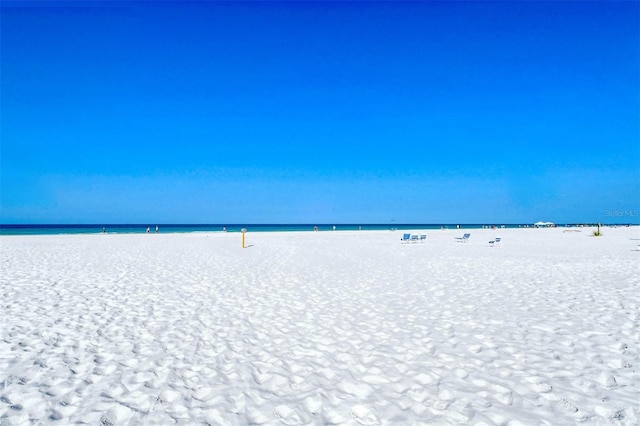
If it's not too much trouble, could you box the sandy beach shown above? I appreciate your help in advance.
[1,226,639,425]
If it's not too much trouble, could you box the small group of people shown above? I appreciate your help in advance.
[313,225,339,231]
[101,226,159,234]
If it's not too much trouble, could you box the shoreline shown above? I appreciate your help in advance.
[1,223,637,236]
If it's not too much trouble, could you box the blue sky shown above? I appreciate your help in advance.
[1,1,638,224]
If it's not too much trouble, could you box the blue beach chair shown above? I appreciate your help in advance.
[455,233,471,243]
[489,237,501,247]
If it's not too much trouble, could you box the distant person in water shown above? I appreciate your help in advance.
[155,226,159,233]
[102,227,106,234]
[222,226,226,232]
[146,227,150,233]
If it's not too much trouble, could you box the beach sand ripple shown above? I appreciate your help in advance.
[1,227,639,424]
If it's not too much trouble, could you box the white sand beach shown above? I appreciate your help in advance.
[1,227,639,425]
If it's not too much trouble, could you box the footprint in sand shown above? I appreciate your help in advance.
[245,409,271,424]
[303,395,322,414]
[453,368,468,378]
[432,389,456,411]
[604,374,618,389]
[530,382,552,393]
[227,393,246,414]
[338,380,373,398]
[350,404,378,425]
[274,405,308,425]
[192,387,215,402]
[98,406,133,425]
[159,389,181,404]
[322,408,348,424]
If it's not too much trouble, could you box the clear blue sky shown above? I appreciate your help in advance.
[1,1,638,224]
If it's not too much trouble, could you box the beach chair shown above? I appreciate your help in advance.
[420,234,427,243]
[488,237,501,247]
[455,233,470,243]
[401,233,411,243]
[410,234,419,243]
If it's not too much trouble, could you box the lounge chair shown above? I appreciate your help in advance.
[401,233,411,243]
[420,234,427,243]
[455,233,470,243]
[410,234,419,243]
[489,237,501,247]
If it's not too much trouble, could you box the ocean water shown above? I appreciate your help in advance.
[0,223,543,236]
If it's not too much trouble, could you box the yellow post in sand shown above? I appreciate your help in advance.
[241,228,247,248]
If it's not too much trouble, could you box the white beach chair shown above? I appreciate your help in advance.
[488,237,501,247]
[420,234,427,243]
[455,233,470,243]
[410,234,419,243]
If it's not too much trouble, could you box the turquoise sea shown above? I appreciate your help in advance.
[0,223,543,236]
